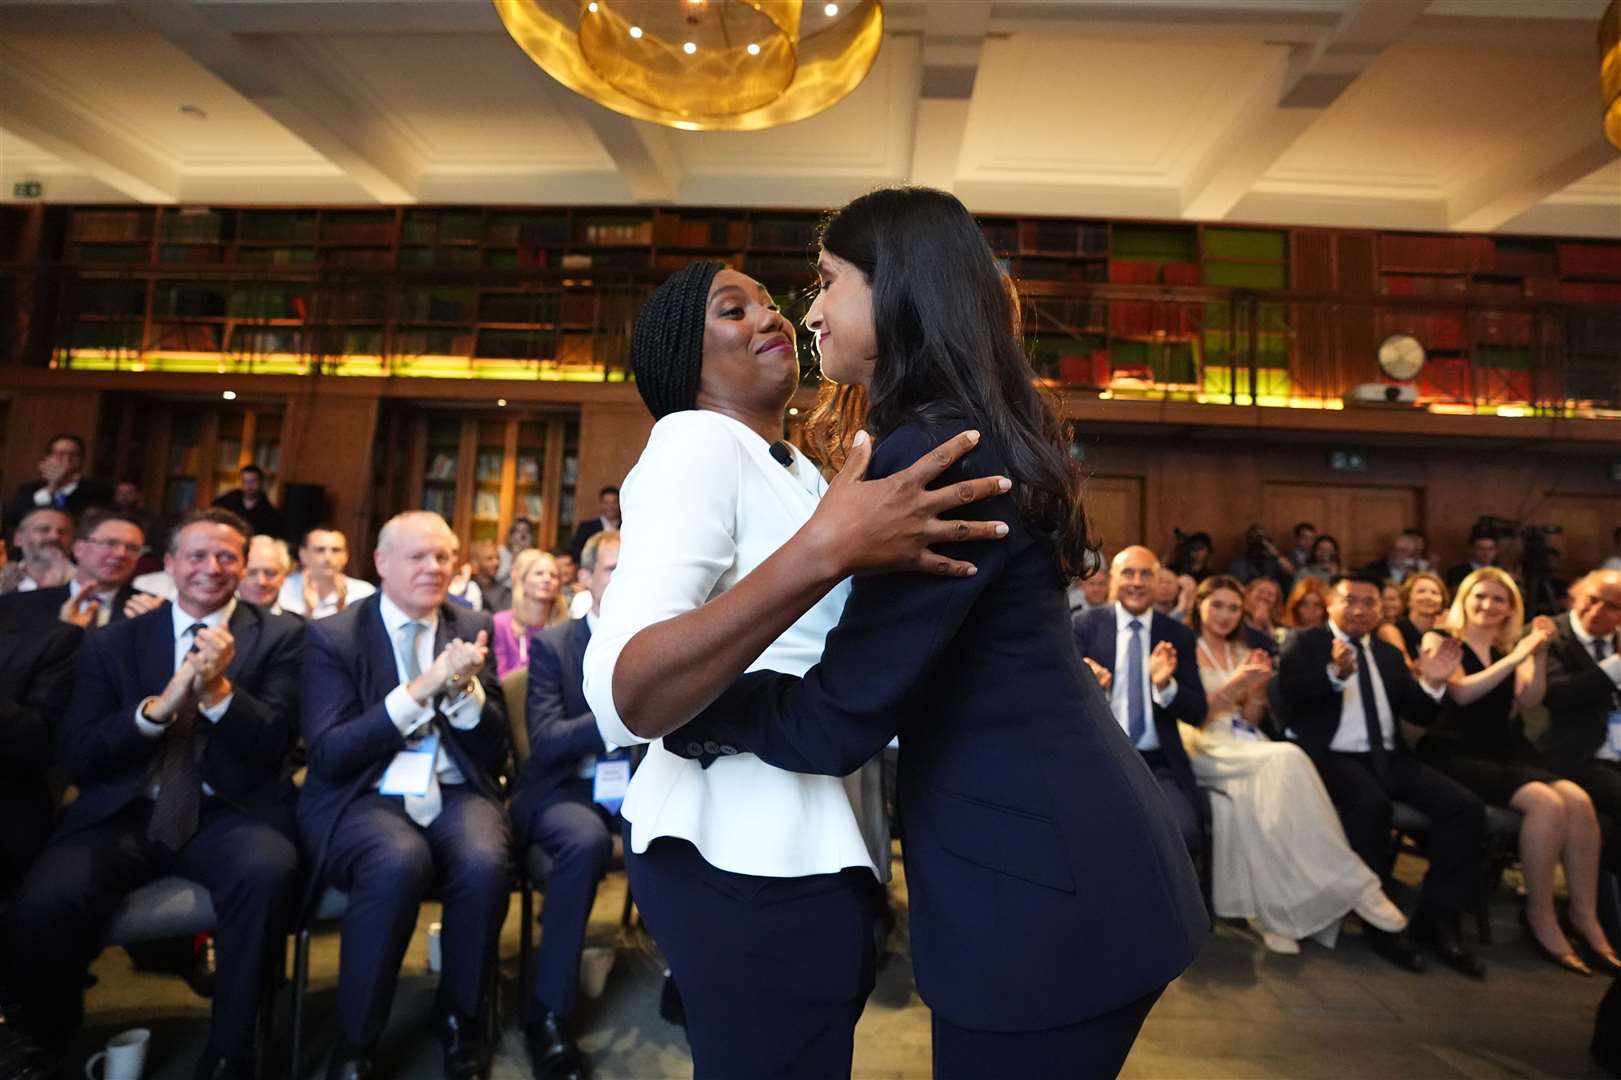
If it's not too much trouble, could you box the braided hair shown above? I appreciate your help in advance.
[631,260,723,420]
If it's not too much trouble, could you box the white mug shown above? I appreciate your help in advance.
[84,1027,149,1080]
[427,920,443,973]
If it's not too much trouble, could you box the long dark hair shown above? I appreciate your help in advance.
[801,186,1095,577]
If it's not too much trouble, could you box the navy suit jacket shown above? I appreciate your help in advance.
[1070,605,1206,808]
[6,477,113,529]
[511,616,612,842]
[664,419,1205,1032]
[56,600,303,837]
[1273,623,1443,759]
[1,582,141,635]
[1538,614,1619,774]
[295,594,508,878]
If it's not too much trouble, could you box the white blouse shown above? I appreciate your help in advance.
[583,409,882,880]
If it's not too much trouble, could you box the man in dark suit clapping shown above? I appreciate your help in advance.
[297,511,510,1080]
[2,509,162,635]
[1072,545,1207,855]
[513,529,624,1080]
[0,508,304,1079]
[1275,572,1484,977]
[0,616,81,901]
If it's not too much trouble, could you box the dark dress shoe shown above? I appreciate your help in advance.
[1365,927,1426,973]
[325,1042,374,1080]
[524,1010,589,1080]
[1418,910,1487,979]
[1520,909,1592,977]
[658,973,686,1028]
[438,1011,489,1080]
[0,1023,56,1080]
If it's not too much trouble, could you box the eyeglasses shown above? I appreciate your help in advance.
[84,537,142,554]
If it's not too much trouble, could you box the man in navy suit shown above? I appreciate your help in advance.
[0,508,303,1080]
[2,509,161,634]
[1072,545,1208,855]
[0,616,80,900]
[1274,572,1485,977]
[297,511,510,1080]
[4,432,112,531]
[513,529,623,1080]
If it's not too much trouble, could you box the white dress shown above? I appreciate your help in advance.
[1189,639,1383,942]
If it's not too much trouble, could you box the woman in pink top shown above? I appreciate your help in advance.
[492,547,570,677]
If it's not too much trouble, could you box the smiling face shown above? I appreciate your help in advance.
[1245,578,1280,622]
[694,269,799,418]
[168,522,246,616]
[300,529,349,583]
[375,515,456,618]
[1327,580,1377,638]
[1464,577,1514,631]
[1111,546,1159,616]
[74,519,143,592]
[1573,573,1621,638]
[1408,576,1445,618]
[1199,585,1244,639]
[523,553,560,607]
[805,250,877,387]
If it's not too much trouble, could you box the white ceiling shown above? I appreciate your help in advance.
[0,0,1615,236]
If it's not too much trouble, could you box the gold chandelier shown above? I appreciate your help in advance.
[1604,0,1620,149]
[493,0,884,132]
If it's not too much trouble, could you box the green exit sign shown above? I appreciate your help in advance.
[13,181,42,199]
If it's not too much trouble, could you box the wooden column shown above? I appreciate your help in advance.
[281,389,380,571]
[575,401,652,531]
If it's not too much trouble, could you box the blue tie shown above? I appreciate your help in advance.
[1127,618,1147,745]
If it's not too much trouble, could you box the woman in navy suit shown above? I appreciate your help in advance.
[591,187,1205,1078]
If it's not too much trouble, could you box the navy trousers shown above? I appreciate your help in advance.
[932,987,1162,1080]
[2,799,301,1063]
[522,779,614,1017]
[321,786,512,1046]
[1140,751,1202,857]
[626,833,882,1080]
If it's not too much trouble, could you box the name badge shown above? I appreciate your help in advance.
[592,757,631,814]
[380,733,438,797]
[1608,711,1621,754]
[1232,721,1261,742]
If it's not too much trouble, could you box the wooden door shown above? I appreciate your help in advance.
[1529,493,1621,575]
[1264,482,1420,570]
[1084,475,1145,562]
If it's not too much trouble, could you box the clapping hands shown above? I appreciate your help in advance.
[431,630,490,698]
[1148,641,1178,690]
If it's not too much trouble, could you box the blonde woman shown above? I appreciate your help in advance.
[1377,571,1449,668]
[1416,568,1620,976]
[492,548,570,678]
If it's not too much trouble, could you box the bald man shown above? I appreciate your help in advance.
[1071,546,1208,855]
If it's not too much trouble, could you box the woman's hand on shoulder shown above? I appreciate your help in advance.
[800,428,1011,579]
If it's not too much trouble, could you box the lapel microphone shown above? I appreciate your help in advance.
[768,441,794,468]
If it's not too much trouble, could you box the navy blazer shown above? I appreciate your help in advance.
[1,582,141,635]
[1070,605,1206,808]
[1538,614,1619,774]
[0,617,82,782]
[664,419,1205,1033]
[56,600,303,837]
[295,594,507,878]
[510,616,611,841]
[1274,623,1442,759]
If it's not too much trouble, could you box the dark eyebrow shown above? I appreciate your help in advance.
[710,284,747,304]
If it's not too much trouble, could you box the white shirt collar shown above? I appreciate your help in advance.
[1115,601,1152,631]
[1571,618,1616,650]
[584,609,598,634]
[172,597,235,637]
[379,592,439,638]
[1327,619,1369,650]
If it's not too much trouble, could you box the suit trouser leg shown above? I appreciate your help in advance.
[173,803,302,1062]
[1388,755,1485,915]
[422,786,512,1020]
[525,786,612,1018]
[1143,760,1202,859]
[1,803,165,1049]
[322,794,437,1047]
[1567,759,1621,872]
[931,987,1163,1080]
[1313,752,1396,883]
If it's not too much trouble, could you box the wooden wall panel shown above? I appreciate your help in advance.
[1082,475,1144,560]
[575,402,653,533]
[280,392,379,571]
[1,388,104,510]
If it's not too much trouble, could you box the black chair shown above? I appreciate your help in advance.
[1391,802,1524,944]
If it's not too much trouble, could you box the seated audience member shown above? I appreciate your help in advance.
[494,549,572,679]
[1296,535,1343,583]
[513,529,624,1079]
[1360,529,1427,586]
[566,486,621,564]
[0,507,75,594]
[1445,526,1499,593]
[1282,577,1331,633]
[447,536,484,612]
[296,511,511,1080]
[1067,564,1111,615]
[1287,522,1317,575]
[498,517,538,586]
[1153,565,1194,623]
[1538,570,1621,891]
[1414,568,1618,976]
[468,540,510,613]
[1227,524,1296,593]
[212,465,285,542]
[0,613,81,901]
[5,433,112,528]
[1380,580,1404,626]
[1166,530,1214,584]
[0,508,304,1079]
[279,526,375,619]
[561,553,592,620]
[1188,576,1406,955]
[1276,573,1484,977]
[111,480,166,570]
[240,535,295,614]
[1377,571,1450,668]
[1073,545,1208,856]
[1241,576,1283,655]
[4,510,161,633]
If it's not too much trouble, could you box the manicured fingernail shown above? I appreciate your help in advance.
[994,523,1009,536]
[966,430,980,443]
[997,477,1012,491]
[853,430,869,447]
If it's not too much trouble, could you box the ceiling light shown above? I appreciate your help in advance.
[497,398,508,407]
[824,2,838,14]
[495,0,884,131]
[221,390,237,400]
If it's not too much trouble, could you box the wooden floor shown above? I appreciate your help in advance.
[75,852,1613,1079]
